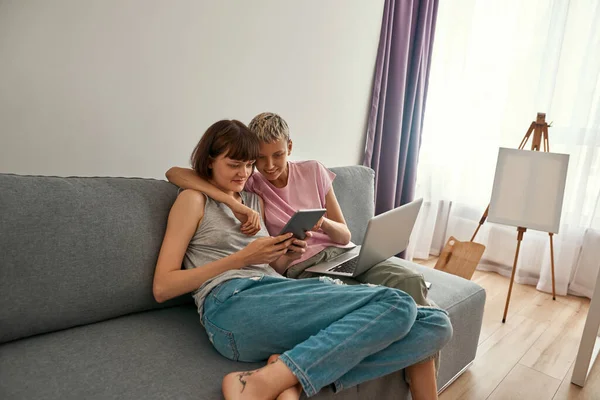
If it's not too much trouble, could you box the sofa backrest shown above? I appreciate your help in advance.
[0,174,185,343]
[0,165,375,343]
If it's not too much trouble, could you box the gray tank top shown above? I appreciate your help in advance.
[183,191,281,319]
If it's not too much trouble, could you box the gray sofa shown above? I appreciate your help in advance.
[0,165,485,399]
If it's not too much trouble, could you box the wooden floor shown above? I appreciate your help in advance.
[414,257,599,400]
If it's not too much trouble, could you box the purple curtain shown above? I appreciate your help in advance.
[364,0,439,215]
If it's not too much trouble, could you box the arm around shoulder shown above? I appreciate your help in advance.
[166,166,261,235]
[165,167,237,206]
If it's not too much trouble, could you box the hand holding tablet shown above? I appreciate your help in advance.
[279,209,326,240]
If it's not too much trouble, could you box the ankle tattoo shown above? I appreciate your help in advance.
[238,371,254,393]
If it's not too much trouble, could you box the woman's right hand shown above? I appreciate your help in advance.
[230,202,262,236]
[241,233,295,265]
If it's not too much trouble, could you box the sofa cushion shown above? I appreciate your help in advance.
[0,174,191,343]
[0,305,409,400]
[329,166,375,245]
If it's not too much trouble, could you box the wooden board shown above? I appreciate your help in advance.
[434,236,486,280]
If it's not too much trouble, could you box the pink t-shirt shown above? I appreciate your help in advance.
[245,160,355,272]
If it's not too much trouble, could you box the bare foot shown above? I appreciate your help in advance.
[221,355,300,400]
[222,369,263,400]
[268,355,302,400]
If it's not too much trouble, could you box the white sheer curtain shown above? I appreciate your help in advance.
[407,0,600,299]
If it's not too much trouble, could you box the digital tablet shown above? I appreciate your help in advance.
[279,209,326,239]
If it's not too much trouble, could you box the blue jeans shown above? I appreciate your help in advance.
[202,275,453,397]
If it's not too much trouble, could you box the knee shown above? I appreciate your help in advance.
[430,310,453,348]
[378,287,418,334]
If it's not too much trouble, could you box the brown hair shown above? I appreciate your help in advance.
[190,120,260,179]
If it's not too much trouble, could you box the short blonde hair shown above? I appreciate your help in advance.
[248,112,290,143]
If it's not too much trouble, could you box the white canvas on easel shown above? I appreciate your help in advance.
[483,146,570,323]
[487,148,569,233]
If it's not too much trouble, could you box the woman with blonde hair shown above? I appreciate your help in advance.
[153,119,452,399]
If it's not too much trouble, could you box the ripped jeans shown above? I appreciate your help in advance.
[202,275,453,397]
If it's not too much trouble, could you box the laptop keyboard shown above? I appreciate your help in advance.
[330,257,359,274]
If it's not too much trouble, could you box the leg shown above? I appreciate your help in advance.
[471,205,490,242]
[284,250,330,279]
[332,306,452,394]
[354,258,430,305]
[294,269,360,286]
[203,276,421,397]
[503,227,526,323]
[268,355,303,400]
[285,246,358,285]
[549,232,556,300]
[355,259,445,380]
[406,359,438,400]
[222,357,299,400]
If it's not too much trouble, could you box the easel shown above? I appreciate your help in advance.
[471,112,557,323]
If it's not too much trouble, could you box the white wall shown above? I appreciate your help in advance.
[0,0,384,179]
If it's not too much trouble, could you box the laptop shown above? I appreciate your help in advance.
[306,198,423,277]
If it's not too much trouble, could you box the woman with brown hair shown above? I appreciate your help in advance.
[152,119,452,400]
